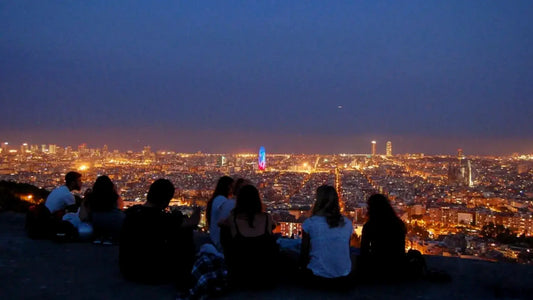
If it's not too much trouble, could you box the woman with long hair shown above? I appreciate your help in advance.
[206,176,234,250]
[220,184,277,288]
[300,185,353,282]
[81,175,125,243]
[359,193,407,280]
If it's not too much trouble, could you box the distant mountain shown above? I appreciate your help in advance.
[0,181,50,212]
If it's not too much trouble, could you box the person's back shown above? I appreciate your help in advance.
[359,194,407,281]
[119,179,195,286]
[209,195,235,250]
[220,185,278,289]
[300,185,353,285]
[45,172,82,215]
[222,212,277,288]
[302,215,353,279]
[119,205,191,283]
[83,175,125,242]
[361,219,405,260]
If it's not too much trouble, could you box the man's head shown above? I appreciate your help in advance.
[146,179,175,209]
[65,171,82,191]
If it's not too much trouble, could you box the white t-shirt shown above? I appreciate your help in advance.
[209,195,235,250]
[302,215,353,278]
[45,185,75,214]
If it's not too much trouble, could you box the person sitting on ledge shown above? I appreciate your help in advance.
[206,176,234,251]
[358,193,412,281]
[45,171,82,217]
[220,184,278,289]
[119,178,200,288]
[299,185,353,287]
[79,175,125,243]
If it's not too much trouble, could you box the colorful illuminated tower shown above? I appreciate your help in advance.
[371,141,377,156]
[258,146,266,170]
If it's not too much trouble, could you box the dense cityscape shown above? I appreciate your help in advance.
[1,141,533,264]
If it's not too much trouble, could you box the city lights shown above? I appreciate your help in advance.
[0,141,532,263]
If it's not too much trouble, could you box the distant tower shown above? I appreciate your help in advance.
[258,146,266,170]
[48,144,57,154]
[386,141,392,157]
[20,143,29,154]
[218,155,226,167]
[78,143,87,155]
[457,148,464,160]
[371,141,377,156]
[1,142,7,154]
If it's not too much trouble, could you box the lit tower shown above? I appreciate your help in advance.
[371,141,377,156]
[386,141,392,157]
[258,146,266,170]
[21,143,29,154]
[1,142,9,154]
[457,148,464,160]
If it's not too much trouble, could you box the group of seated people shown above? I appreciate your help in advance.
[27,172,426,297]
[26,172,125,243]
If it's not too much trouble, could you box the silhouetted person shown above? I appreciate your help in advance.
[359,194,407,281]
[80,175,125,243]
[206,176,234,251]
[45,171,82,216]
[119,179,200,288]
[220,184,278,289]
[299,185,353,288]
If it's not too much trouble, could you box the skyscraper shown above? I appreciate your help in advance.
[20,143,29,154]
[258,146,266,170]
[371,141,377,156]
[386,141,392,157]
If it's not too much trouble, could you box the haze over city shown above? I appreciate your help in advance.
[1,1,532,154]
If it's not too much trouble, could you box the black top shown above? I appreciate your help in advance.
[119,205,194,285]
[360,218,407,277]
[222,213,278,288]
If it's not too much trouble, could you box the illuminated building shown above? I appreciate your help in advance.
[48,144,57,154]
[218,155,226,167]
[41,144,47,153]
[279,222,302,238]
[386,141,392,157]
[1,142,8,154]
[371,141,376,156]
[258,146,266,170]
[78,143,87,155]
[457,148,464,160]
[20,143,29,154]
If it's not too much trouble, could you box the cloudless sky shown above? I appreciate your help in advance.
[1,1,532,154]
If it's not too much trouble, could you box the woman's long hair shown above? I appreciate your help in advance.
[367,194,405,232]
[206,176,234,226]
[233,184,263,228]
[85,175,119,212]
[312,185,344,228]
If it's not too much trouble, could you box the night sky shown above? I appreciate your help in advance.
[1,1,532,155]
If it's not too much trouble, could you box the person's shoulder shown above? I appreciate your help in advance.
[303,215,321,229]
[212,195,227,206]
[124,205,154,217]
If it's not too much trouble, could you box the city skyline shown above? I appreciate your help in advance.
[1,134,532,156]
[1,2,533,155]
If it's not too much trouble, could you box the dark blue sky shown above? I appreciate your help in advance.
[1,1,532,154]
